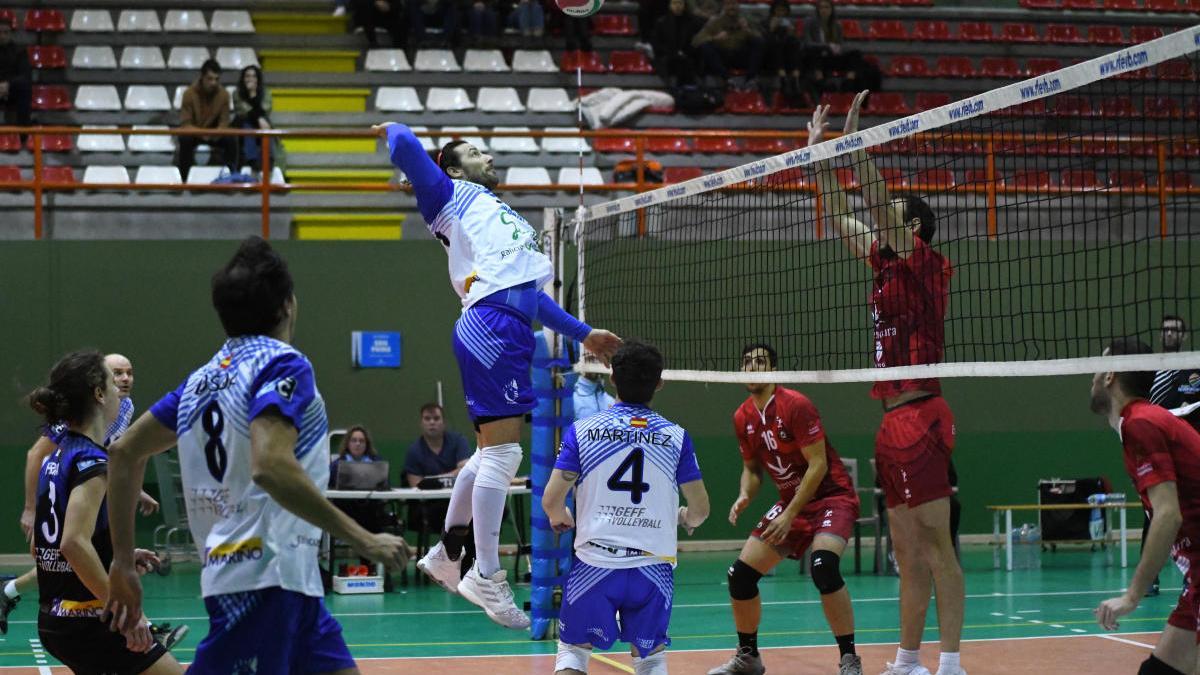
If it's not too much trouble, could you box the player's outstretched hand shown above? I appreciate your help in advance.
[354,532,412,571]
[807,105,830,147]
[136,491,159,516]
[550,507,575,534]
[371,122,399,139]
[104,561,146,635]
[728,496,750,525]
[132,549,161,576]
[583,330,622,365]
[843,90,869,136]
[1095,593,1137,631]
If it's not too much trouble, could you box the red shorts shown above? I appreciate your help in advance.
[1166,556,1200,640]
[875,396,956,509]
[751,495,859,559]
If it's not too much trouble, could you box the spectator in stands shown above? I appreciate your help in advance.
[0,22,32,130]
[763,0,810,105]
[637,0,670,53]
[692,0,764,91]
[232,66,282,174]
[351,0,407,48]
[409,0,462,47]
[403,403,472,487]
[466,0,500,43]
[176,60,237,180]
[802,0,881,96]
[652,0,704,88]
[508,0,544,39]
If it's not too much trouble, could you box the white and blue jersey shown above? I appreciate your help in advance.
[555,403,702,656]
[149,336,330,599]
[44,396,134,448]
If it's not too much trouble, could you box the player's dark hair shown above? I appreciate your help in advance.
[1163,314,1188,332]
[419,402,444,417]
[211,236,294,337]
[27,349,107,427]
[199,58,221,77]
[1106,337,1154,399]
[437,140,470,175]
[899,194,936,243]
[740,342,777,369]
[611,339,664,405]
[337,425,380,460]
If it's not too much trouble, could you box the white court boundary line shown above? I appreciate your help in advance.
[1098,634,1157,649]
[582,25,1200,222]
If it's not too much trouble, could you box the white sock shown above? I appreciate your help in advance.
[471,484,507,577]
[938,652,960,672]
[442,456,477,532]
[895,647,920,669]
[3,580,17,600]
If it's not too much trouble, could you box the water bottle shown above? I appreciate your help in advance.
[1087,493,1106,540]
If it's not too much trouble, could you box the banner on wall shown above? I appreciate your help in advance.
[352,331,402,368]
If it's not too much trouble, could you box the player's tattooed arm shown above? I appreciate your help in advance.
[542,468,577,533]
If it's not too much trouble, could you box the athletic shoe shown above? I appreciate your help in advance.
[457,565,530,630]
[840,654,863,675]
[933,667,966,675]
[0,595,16,635]
[879,664,931,675]
[707,648,766,675]
[150,622,189,651]
[417,541,461,595]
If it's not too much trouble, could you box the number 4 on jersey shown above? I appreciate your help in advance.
[607,448,651,504]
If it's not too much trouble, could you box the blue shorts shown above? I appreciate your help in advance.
[452,303,536,420]
[190,587,355,675]
[558,560,674,657]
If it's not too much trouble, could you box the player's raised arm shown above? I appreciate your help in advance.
[1096,480,1181,630]
[842,90,910,257]
[373,121,453,224]
[808,104,873,262]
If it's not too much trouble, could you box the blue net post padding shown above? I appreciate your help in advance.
[530,331,578,640]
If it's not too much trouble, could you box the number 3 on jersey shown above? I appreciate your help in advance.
[202,401,228,482]
[607,447,651,504]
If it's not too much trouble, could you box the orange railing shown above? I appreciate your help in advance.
[0,126,1195,239]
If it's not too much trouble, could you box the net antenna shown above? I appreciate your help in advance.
[577,28,1200,384]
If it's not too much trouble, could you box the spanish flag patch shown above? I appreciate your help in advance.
[219,355,232,369]
[630,417,648,428]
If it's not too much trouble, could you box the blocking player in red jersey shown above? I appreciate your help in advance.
[707,343,862,675]
[809,91,964,675]
[1090,337,1200,675]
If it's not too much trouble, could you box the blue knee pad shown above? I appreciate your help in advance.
[810,550,845,595]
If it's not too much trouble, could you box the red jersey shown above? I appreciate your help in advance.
[868,237,953,400]
[1119,399,1200,560]
[733,386,856,505]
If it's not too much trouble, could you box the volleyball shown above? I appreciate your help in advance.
[555,0,605,18]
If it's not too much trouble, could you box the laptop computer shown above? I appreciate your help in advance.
[417,475,455,490]
[334,461,390,491]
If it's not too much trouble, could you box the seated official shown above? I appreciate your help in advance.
[403,404,471,538]
[329,425,389,535]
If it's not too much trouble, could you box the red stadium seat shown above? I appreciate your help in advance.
[980,57,1021,79]
[1172,141,1200,158]
[1098,96,1136,118]
[839,19,864,40]
[593,137,636,153]
[663,167,702,183]
[744,138,791,154]
[940,139,983,155]
[878,167,908,189]
[27,134,73,152]
[560,51,605,73]
[915,92,951,110]
[1000,23,1040,43]
[1060,170,1100,190]
[1053,95,1092,117]
[23,9,65,32]
[957,22,995,42]
[1166,172,1193,189]
[0,10,16,29]
[762,170,809,189]
[1012,170,1053,189]
[1158,60,1193,81]
[869,92,911,116]
[0,166,21,183]
[912,21,951,41]
[724,90,770,114]
[592,14,635,36]
[1004,98,1048,117]
[31,85,71,111]
[1103,0,1139,8]
[608,50,652,74]
[887,56,929,78]
[1144,96,1182,119]
[935,56,975,78]
[1145,0,1179,9]
[1045,24,1085,44]
[1062,0,1097,7]
[1130,26,1164,43]
[1182,0,1200,10]
[1088,26,1125,46]
[27,45,66,69]
[770,91,807,115]
[964,169,1000,186]
[821,92,857,115]
[1019,0,1058,7]
[867,20,907,40]
[0,133,20,152]
[1108,171,1148,190]
[1025,58,1062,77]
[915,168,956,189]
[834,167,859,189]
[40,166,76,183]
[695,137,742,154]
[646,135,693,154]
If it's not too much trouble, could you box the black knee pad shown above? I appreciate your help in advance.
[1139,655,1187,675]
[810,550,845,595]
[727,559,763,601]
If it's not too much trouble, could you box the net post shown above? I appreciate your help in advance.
[985,138,998,240]
[1156,139,1168,238]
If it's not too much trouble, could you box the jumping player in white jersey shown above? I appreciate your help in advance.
[372,121,621,629]
[543,340,710,675]
[103,237,411,673]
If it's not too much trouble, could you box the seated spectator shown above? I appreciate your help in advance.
[329,425,390,550]
[0,22,31,129]
[232,65,284,174]
[763,0,810,105]
[175,60,238,179]
[466,0,500,43]
[409,0,462,47]
[508,0,545,39]
[573,351,615,419]
[352,0,407,48]
[403,403,471,487]
[652,0,704,88]
[637,0,670,53]
[692,0,764,91]
[801,0,880,95]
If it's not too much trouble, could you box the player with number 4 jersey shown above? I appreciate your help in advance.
[543,340,709,675]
